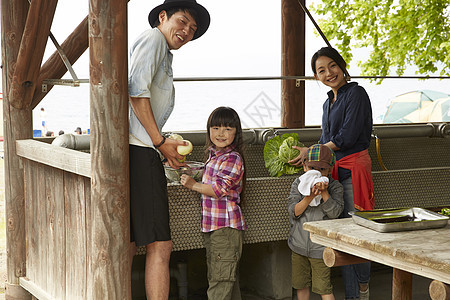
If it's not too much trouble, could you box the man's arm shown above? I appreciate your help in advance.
[129,96,186,168]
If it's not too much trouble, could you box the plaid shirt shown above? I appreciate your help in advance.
[201,146,246,232]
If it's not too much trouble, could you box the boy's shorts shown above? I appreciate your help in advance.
[291,251,333,295]
[129,145,171,246]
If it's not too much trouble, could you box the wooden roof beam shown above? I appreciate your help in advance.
[8,0,58,110]
[31,16,89,109]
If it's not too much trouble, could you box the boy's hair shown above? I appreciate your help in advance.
[152,7,199,28]
[302,144,336,170]
[311,47,350,79]
[204,106,246,199]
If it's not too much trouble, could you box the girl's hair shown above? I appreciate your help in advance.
[311,47,351,79]
[205,106,244,154]
[204,106,246,200]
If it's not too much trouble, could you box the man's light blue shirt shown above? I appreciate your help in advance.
[128,27,175,147]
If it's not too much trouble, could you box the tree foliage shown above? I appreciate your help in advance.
[312,0,450,79]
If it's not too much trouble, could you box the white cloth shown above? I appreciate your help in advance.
[297,170,329,207]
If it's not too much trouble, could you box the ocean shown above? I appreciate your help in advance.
[32,75,449,135]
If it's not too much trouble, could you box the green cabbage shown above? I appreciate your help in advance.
[264,133,304,177]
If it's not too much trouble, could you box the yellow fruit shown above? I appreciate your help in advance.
[177,140,193,156]
[178,156,186,163]
[169,133,183,141]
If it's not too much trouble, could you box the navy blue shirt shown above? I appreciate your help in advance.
[319,82,373,180]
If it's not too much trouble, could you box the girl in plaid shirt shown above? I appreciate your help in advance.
[181,106,246,300]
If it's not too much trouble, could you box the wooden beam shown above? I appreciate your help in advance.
[32,0,132,109]
[19,277,54,300]
[393,268,412,300]
[16,139,91,177]
[429,280,450,300]
[2,0,33,299]
[31,16,89,109]
[323,247,370,267]
[281,0,305,128]
[87,0,131,298]
[8,0,58,110]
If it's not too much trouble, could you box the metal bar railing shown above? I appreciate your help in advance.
[166,123,450,147]
[41,75,450,88]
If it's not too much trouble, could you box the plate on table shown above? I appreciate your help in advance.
[349,207,449,232]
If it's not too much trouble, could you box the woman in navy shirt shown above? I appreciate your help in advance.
[291,47,373,300]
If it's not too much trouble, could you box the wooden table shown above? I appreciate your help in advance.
[303,218,450,300]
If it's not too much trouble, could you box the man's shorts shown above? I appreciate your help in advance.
[130,145,171,246]
[291,251,333,295]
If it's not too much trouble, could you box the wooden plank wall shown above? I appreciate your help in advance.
[23,160,90,300]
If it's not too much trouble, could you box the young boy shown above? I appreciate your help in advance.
[287,144,344,300]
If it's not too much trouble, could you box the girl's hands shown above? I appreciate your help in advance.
[180,174,196,189]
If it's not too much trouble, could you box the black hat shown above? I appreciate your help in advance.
[148,0,210,40]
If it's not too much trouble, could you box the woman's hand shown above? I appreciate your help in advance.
[288,146,309,167]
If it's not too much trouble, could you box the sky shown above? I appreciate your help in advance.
[39,0,288,78]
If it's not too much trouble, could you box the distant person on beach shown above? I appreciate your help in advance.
[289,47,374,300]
[288,144,343,300]
[127,0,210,298]
[40,107,47,134]
[181,107,246,299]
[74,127,82,135]
[45,131,54,137]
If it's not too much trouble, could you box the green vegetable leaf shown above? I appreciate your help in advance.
[264,133,304,177]
[440,208,450,216]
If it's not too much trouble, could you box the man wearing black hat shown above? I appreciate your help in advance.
[128,1,210,298]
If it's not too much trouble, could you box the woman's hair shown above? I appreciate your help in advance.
[204,106,247,200]
[311,47,350,79]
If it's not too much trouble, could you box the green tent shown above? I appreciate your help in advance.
[383,90,450,123]
[428,97,450,122]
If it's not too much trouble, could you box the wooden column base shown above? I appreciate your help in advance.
[392,268,412,300]
[429,280,450,300]
[323,247,370,267]
[5,282,32,300]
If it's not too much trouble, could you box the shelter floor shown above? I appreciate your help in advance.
[186,263,432,300]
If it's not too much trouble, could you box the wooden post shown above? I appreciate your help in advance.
[281,0,305,128]
[31,16,89,109]
[1,0,33,299]
[392,268,412,300]
[8,0,58,110]
[323,247,370,267]
[88,0,130,298]
[429,280,450,300]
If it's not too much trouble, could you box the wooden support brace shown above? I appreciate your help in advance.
[323,247,370,267]
[31,16,89,109]
[429,280,450,300]
[5,282,31,299]
[8,0,58,110]
[392,268,412,300]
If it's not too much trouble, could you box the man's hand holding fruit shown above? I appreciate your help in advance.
[159,133,193,169]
